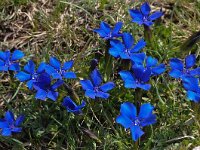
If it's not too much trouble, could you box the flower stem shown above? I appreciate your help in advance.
[144,25,152,46]
[135,88,143,110]
[63,83,80,103]
[105,40,113,80]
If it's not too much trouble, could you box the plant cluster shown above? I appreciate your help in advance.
[0,2,199,147]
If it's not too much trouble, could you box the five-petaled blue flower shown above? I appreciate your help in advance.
[116,102,156,141]
[62,97,86,114]
[93,21,123,40]
[33,73,63,101]
[80,69,115,99]
[182,75,200,103]
[119,66,151,91]
[129,2,163,26]
[15,60,46,89]
[0,111,25,136]
[0,50,24,72]
[109,33,146,64]
[169,54,200,79]
[133,56,165,76]
[45,57,76,80]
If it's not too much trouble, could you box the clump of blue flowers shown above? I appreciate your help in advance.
[116,102,156,141]
[0,50,24,72]
[129,2,163,27]
[0,111,25,136]
[80,69,115,99]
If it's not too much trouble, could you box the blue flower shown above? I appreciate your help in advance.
[116,102,156,141]
[119,66,151,91]
[0,50,24,72]
[129,2,163,26]
[80,69,115,99]
[133,56,165,76]
[169,54,200,79]
[45,57,76,80]
[33,73,63,101]
[0,111,25,136]
[15,60,46,89]
[62,97,86,114]
[182,75,200,103]
[109,33,146,63]
[93,21,123,40]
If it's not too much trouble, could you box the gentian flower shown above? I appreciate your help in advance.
[129,2,163,26]
[45,57,76,80]
[109,33,146,64]
[182,75,200,103]
[80,69,115,99]
[169,54,200,79]
[15,60,46,89]
[0,50,24,72]
[93,21,123,40]
[62,96,86,114]
[33,73,63,101]
[133,56,165,76]
[0,111,25,136]
[119,66,151,90]
[116,102,156,141]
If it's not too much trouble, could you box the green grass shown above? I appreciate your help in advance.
[0,0,200,149]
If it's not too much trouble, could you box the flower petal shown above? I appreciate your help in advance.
[37,62,46,73]
[140,114,156,127]
[149,11,163,21]
[11,127,22,133]
[187,90,200,103]
[63,60,74,70]
[35,89,47,100]
[138,103,154,119]
[120,102,137,120]
[80,80,94,90]
[0,51,6,60]
[5,111,15,124]
[140,2,151,15]
[63,72,76,79]
[15,71,31,82]
[96,91,110,99]
[185,54,196,69]
[9,63,20,71]
[85,90,96,99]
[146,56,158,67]
[130,125,144,141]
[50,57,61,69]
[11,50,24,61]
[122,33,134,49]
[130,39,146,53]
[47,91,58,101]
[112,22,123,35]
[170,58,183,71]
[15,115,25,126]
[100,82,115,92]
[119,71,136,88]
[169,69,183,78]
[1,128,12,136]
[100,21,111,34]
[116,114,133,129]
[90,69,102,86]
[190,67,200,76]
[24,60,35,74]
[182,75,199,91]
[129,9,143,23]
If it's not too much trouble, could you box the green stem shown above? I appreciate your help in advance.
[105,40,113,80]
[63,83,80,103]
[144,25,152,46]
[134,88,143,110]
